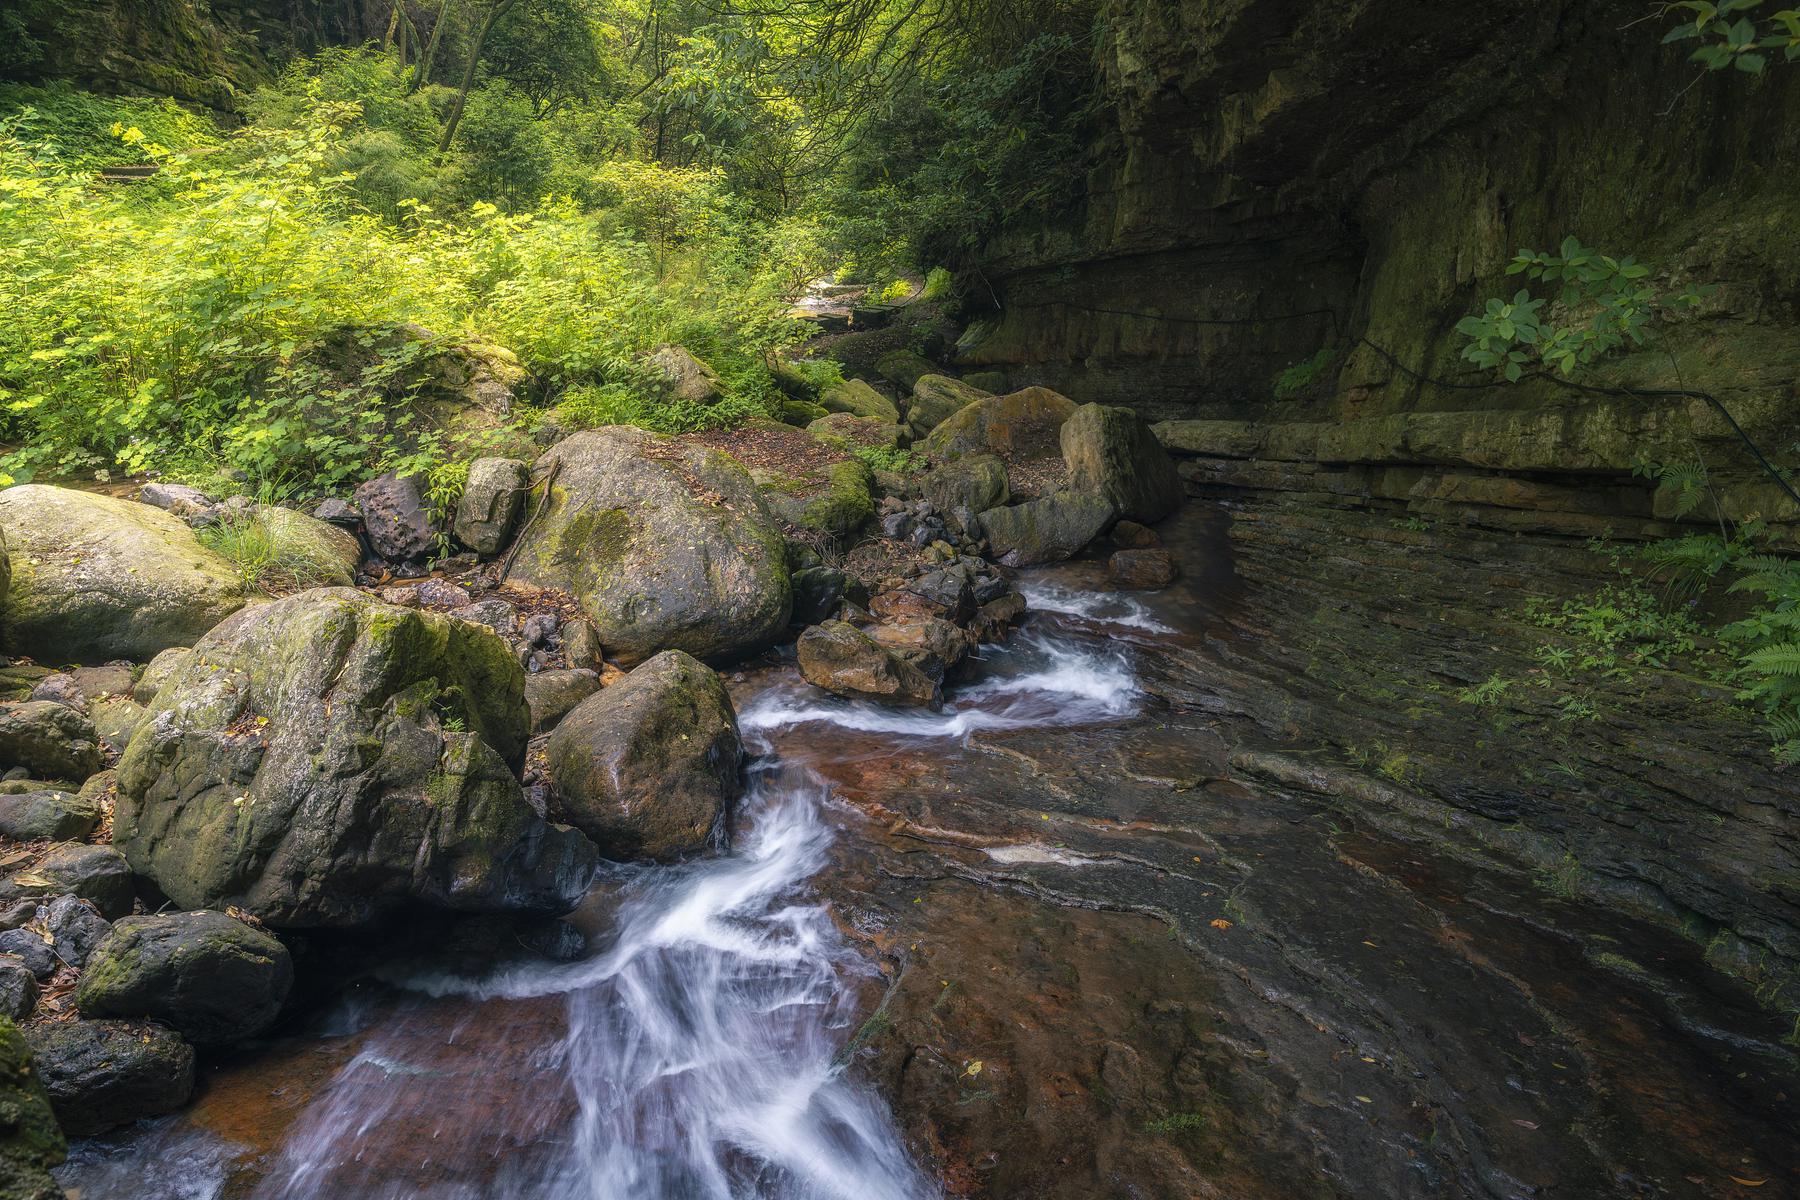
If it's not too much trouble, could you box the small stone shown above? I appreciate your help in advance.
[453,457,531,557]
[522,614,561,647]
[524,669,603,733]
[415,578,471,609]
[26,675,86,712]
[791,567,848,626]
[562,618,605,671]
[452,598,519,637]
[312,497,362,528]
[0,930,55,981]
[1112,519,1161,549]
[0,902,37,931]
[379,586,421,607]
[0,955,37,1021]
[880,512,913,540]
[138,482,211,516]
[45,895,110,970]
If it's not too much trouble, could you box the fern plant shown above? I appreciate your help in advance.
[1720,554,1800,760]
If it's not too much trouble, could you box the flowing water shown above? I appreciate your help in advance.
[58,573,1168,1200]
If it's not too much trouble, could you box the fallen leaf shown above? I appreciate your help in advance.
[1512,1119,1538,1130]
[1729,1178,1767,1188]
[1209,918,1232,931]
[1355,1095,1372,1104]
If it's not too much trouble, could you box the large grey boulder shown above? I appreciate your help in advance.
[545,651,742,861]
[907,375,993,442]
[1059,403,1183,524]
[922,387,1078,461]
[797,621,939,707]
[921,454,1010,515]
[26,1019,194,1138]
[77,911,292,1045]
[0,485,243,662]
[506,429,791,663]
[0,702,103,782]
[114,589,597,927]
[252,506,364,586]
[978,491,1116,567]
[0,786,98,842]
[453,457,530,556]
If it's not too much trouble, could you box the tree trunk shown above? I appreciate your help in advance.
[436,0,519,157]
[415,0,458,91]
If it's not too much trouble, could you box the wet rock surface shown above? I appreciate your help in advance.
[76,911,292,1045]
[27,1019,195,1138]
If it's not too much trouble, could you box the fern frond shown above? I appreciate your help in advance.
[1742,643,1800,677]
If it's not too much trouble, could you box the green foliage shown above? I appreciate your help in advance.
[197,512,342,595]
[1455,674,1513,706]
[556,380,763,434]
[1455,237,1710,381]
[1718,552,1800,760]
[1524,581,1704,676]
[1663,1,1800,74]
[851,444,924,475]
[0,83,217,171]
[921,266,954,301]
[1273,347,1336,399]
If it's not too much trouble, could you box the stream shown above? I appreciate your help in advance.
[56,563,1171,1200]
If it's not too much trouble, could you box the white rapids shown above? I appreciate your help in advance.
[55,574,1165,1200]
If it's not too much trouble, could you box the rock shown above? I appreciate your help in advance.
[978,491,1117,567]
[797,621,939,707]
[312,497,362,529]
[807,412,904,451]
[791,566,848,625]
[454,457,531,557]
[5,844,135,919]
[545,651,742,861]
[25,675,85,712]
[0,703,104,783]
[907,375,994,442]
[450,598,518,638]
[820,379,901,424]
[1112,520,1162,548]
[562,618,604,671]
[66,663,134,703]
[254,506,364,586]
[0,1017,64,1194]
[875,349,938,391]
[791,460,875,541]
[113,589,596,927]
[89,695,148,753]
[921,454,1010,514]
[524,669,603,733]
[26,1019,194,1137]
[0,787,98,842]
[0,664,49,705]
[76,910,292,1045]
[0,904,35,932]
[922,387,1079,461]
[868,618,972,682]
[1060,403,1184,524]
[1107,548,1178,589]
[132,648,193,707]
[353,473,436,567]
[45,895,110,969]
[506,429,791,663]
[521,613,560,647]
[137,481,211,517]
[646,345,724,406]
[773,398,830,426]
[962,370,1010,393]
[0,932,54,981]
[869,568,975,625]
[0,959,36,1021]
[516,917,586,962]
[0,485,244,662]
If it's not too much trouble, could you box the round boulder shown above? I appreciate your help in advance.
[25,1019,194,1138]
[505,429,791,664]
[797,621,940,707]
[114,589,597,927]
[0,1017,64,1196]
[0,702,105,782]
[922,387,1078,461]
[906,375,993,442]
[0,485,243,662]
[77,910,293,1045]
[545,650,742,861]
[1059,402,1184,524]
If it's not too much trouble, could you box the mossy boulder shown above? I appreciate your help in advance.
[876,349,938,391]
[798,460,876,540]
[0,702,104,781]
[797,621,940,706]
[76,911,292,1045]
[1,845,134,919]
[907,375,994,442]
[0,1017,63,1199]
[25,1019,193,1139]
[113,589,597,928]
[506,429,792,664]
[922,387,1079,461]
[1060,403,1183,524]
[545,651,742,861]
[921,454,1011,514]
[0,485,244,662]
[821,379,901,424]
[978,491,1117,567]
[646,344,725,405]
[773,398,831,427]
[808,413,904,451]
[0,787,98,843]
